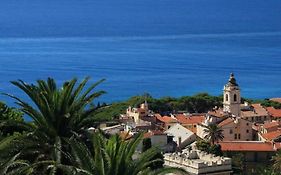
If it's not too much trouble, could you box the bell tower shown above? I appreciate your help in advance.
[223,73,241,117]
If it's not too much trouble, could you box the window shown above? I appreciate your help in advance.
[235,134,237,139]
[246,123,249,126]
[246,130,249,133]
[238,134,241,139]
[225,94,229,102]
[229,129,233,134]
[194,125,197,127]
[234,94,237,102]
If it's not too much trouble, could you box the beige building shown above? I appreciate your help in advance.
[241,103,270,123]
[120,101,150,124]
[175,114,205,133]
[164,149,232,175]
[218,117,253,141]
[198,74,255,141]
[220,141,281,174]
[165,123,196,149]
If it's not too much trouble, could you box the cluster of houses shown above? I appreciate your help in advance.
[101,73,281,175]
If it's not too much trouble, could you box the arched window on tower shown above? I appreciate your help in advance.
[234,94,237,102]
[225,94,229,102]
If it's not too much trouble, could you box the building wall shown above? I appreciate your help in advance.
[165,123,196,148]
[222,119,253,141]
[223,87,241,117]
[151,135,167,148]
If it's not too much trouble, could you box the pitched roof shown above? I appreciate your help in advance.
[241,103,269,117]
[175,114,205,125]
[165,123,195,141]
[266,107,281,118]
[208,109,228,118]
[156,115,177,123]
[218,118,234,127]
[220,141,280,152]
[263,121,280,129]
[261,130,281,141]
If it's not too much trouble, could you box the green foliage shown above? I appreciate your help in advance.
[223,152,244,174]
[0,102,24,138]
[0,102,23,122]
[0,77,105,173]
[258,168,281,175]
[272,150,281,172]
[94,102,128,121]
[142,138,152,152]
[66,132,187,175]
[261,100,281,109]
[195,139,222,156]
[202,123,224,145]
[95,93,224,121]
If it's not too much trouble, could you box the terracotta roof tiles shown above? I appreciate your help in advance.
[267,107,281,118]
[175,114,205,125]
[263,121,280,129]
[156,115,177,123]
[261,130,281,141]
[218,118,234,127]
[220,141,280,152]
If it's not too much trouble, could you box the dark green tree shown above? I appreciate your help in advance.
[142,138,152,152]
[202,123,224,145]
[0,77,105,173]
[65,132,188,175]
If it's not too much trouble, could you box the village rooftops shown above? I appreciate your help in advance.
[219,141,281,152]
[241,103,269,117]
[266,107,281,118]
[263,121,280,129]
[156,115,177,123]
[175,114,205,125]
[261,130,281,141]
[208,108,229,118]
[218,118,233,127]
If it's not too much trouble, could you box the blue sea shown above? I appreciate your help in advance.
[0,0,281,105]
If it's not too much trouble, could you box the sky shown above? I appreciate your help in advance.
[0,0,281,37]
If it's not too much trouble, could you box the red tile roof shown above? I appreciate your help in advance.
[218,118,234,127]
[220,141,280,152]
[266,107,281,118]
[241,103,269,117]
[156,115,177,123]
[175,114,205,125]
[261,130,281,141]
[208,109,228,118]
[263,121,280,129]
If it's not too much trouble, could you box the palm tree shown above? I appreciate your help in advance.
[272,150,281,173]
[65,132,188,175]
[0,77,105,172]
[202,123,224,145]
